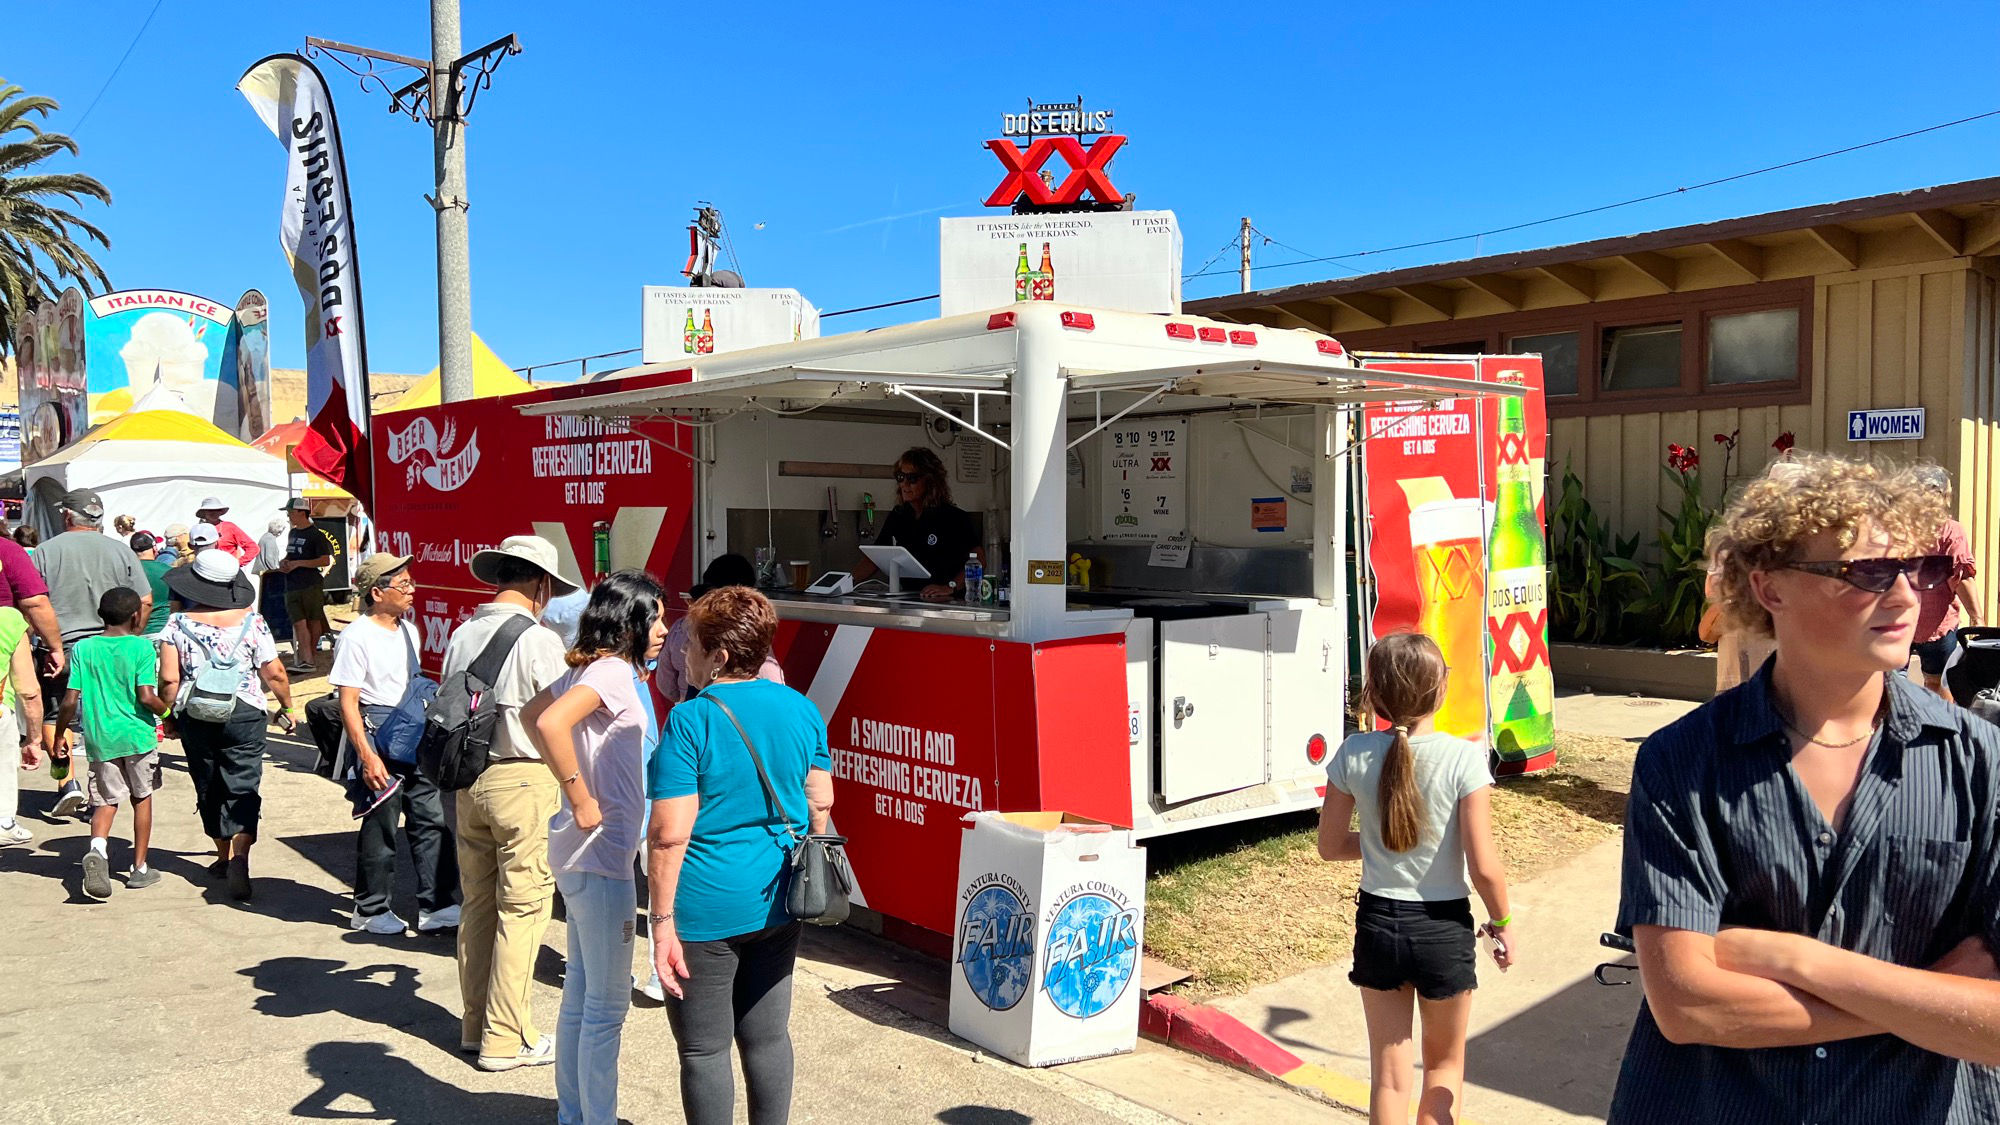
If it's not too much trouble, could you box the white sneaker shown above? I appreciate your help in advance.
[0,821,31,846]
[477,1033,555,1072]
[52,782,87,818]
[417,904,461,932]
[633,970,665,1003]
[350,910,409,935]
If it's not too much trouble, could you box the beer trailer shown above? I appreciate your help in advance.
[373,303,1550,948]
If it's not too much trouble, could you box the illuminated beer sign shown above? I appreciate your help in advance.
[986,97,1128,210]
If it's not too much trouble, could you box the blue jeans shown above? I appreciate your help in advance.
[555,870,635,1125]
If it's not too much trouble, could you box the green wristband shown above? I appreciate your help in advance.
[1491,914,1511,928]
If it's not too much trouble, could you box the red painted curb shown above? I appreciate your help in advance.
[1141,993,1305,1078]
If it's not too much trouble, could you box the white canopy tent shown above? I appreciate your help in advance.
[23,388,291,540]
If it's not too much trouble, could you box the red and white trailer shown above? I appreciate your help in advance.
[374,303,1537,950]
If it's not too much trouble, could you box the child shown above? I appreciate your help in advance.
[1317,631,1515,1125]
[56,588,170,900]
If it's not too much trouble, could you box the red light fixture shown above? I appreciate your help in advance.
[986,312,1017,330]
[1164,322,1197,340]
[1306,733,1328,764]
[1060,311,1095,330]
[1196,326,1227,343]
[1315,338,1346,356]
[1228,330,1258,346]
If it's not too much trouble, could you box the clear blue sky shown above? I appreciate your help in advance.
[10,0,2000,378]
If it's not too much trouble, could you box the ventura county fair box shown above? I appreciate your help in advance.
[950,811,1146,1067]
[639,287,819,364]
[938,210,1182,317]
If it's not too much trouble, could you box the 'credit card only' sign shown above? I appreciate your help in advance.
[1847,407,1925,442]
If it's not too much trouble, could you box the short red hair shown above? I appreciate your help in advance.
[686,586,777,676]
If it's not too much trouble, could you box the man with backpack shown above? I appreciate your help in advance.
[442,536,576,1071]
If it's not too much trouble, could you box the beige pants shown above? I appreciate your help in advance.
[455,759,560,1056]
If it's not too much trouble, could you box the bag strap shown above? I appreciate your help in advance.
[401,621,420,677]
[467,614,536,688]
[703,691,801,844]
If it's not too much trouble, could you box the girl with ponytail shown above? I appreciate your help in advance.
[1317,631,1515,1125]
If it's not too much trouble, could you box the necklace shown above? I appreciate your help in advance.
[1777,706,1882,749]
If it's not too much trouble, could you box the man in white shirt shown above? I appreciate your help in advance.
[447,535,576,1072]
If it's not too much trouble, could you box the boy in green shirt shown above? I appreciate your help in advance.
[56,588,170,900]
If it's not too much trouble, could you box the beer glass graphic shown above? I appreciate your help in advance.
[1408,497,1488,741]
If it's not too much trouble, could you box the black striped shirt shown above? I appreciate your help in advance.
[1609,662,2000,1124]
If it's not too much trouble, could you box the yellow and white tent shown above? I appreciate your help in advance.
[24,388,289,539]
[382,333,533,413]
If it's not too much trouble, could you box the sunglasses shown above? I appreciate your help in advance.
[892,471,923,484]
[1781,555,1953,593]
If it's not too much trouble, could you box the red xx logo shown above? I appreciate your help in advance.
[1150,455,1172,472]
[1497,432,1527,465]
[1488,609,1550,674]
[985,135,1127,207]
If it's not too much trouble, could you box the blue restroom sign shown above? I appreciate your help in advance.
[1041,884,1141,1019]
[1847,407,1925,442]
[958,874,1034,1011]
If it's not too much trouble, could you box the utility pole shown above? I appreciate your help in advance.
[1240,216,1253,293]
[303,15,520,404]
[430,0,472,403]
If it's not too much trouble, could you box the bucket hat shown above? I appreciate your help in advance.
[469,535,580,596]
[163,548,256,611]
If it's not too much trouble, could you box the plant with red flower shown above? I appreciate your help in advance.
[1773,431,1796,453]
[1666,443,1699,475]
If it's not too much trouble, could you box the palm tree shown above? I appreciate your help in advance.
[0,83,111,353]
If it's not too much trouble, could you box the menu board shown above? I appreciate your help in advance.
[1098,422,1183,542]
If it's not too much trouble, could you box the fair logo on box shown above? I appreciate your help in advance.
[1041,881,1140,1019]
[958,872,1035,1012]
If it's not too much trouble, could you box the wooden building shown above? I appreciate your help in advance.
[1190,178,2000,613]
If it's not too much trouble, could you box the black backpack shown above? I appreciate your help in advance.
[417,615,537,790]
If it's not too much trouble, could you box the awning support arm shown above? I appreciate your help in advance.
[625,416,709,466]
[1066,383,1171,450]
[886,386,1011,451]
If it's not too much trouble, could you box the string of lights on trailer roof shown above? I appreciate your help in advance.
[809,106,2000,320]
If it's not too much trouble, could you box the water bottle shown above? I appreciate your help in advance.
[961,553,983,604]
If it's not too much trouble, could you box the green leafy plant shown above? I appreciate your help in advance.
[1548,462,1647,644]
[1630,443,1716,648]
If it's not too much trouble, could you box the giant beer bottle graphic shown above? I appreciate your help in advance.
[682,308,698,354]
[1014,243,1032,302]
[698,309,715,355]
[1486,371,1555,761]
[1035,242,1056,301]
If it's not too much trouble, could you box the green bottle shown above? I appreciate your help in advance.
[1485,370,1555,762]
[1013,243,1031,302]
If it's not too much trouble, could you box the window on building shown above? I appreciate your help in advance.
[1708,307,1799,385]
[1508,330,1579,397]
[1601,323,1682,392]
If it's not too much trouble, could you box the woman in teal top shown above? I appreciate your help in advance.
[646,585,832,1125]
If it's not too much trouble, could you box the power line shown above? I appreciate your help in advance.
[823,293,938,318]
[66,0,167,137]
[1183,106,2000,282]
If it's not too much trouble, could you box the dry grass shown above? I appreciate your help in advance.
[1143,731,1637,998]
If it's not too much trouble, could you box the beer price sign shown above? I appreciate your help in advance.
[986,97,1127,209]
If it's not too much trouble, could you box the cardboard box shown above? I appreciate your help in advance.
[949,811,1146,1067]
[639,287,819,364]
[939,211,1182,317]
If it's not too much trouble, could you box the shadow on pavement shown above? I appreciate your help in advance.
[294,1041,563,1123]
[241,956,460,1047]
[1260,1004,1367,1063]
[0,831,97,902]
[936,1108,1034,1124]
[1464,959,1641,1119]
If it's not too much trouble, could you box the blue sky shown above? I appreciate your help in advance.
[9,0,2000,378]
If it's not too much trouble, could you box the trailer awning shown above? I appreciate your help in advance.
[1064,360,1525,408]
[516,366,1010,418]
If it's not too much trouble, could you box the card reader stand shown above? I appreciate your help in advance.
[805,571,855,596]
[859,544,932,597]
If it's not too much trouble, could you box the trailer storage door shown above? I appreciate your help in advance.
[1157,616,1267,803]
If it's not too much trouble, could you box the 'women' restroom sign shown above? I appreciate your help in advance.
[1847,407,1925,441]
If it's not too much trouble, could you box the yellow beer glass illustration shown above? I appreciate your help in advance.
[1408,498,1488,741]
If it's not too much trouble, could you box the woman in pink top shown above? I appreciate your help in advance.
[524,570,668,1125]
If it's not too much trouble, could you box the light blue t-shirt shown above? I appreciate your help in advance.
[1327,730,1492,902]
[648,678,831,941]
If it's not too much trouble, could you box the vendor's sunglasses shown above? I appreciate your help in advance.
[892,471,923,484]
[1781,554,1952,593]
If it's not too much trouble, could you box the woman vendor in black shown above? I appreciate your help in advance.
[853,447,979,602]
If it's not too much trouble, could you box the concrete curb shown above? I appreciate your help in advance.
[1140,993,1373,1113]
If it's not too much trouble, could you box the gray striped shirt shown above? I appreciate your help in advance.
[1610,663,2000,1124]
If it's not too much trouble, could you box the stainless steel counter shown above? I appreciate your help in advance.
[761,588,1016,638]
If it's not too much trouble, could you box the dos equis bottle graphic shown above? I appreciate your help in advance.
[1485,370,1554,761]
[1034,242,1055,301]
[1014,243,1032,302]
[698,309,714,355]
[682,308,698,354]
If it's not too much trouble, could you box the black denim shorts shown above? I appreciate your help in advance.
[1349,891,1477,1000]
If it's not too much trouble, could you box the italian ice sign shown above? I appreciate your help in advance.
[949,811,1144,1068]
[80,288,273,440]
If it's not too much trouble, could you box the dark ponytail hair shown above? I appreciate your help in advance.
[1365,632,1450,853]
[566,569,665,669]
